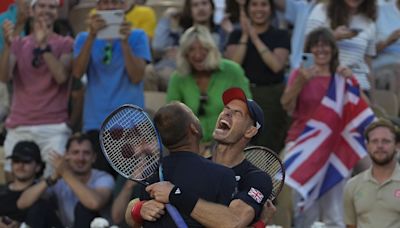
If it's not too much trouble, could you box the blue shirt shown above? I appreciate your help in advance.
[0,4,18,52]
[74,30,151,131]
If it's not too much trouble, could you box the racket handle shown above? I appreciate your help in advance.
[166,203,188,228]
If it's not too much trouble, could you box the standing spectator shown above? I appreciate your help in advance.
[17,133,115,228]
[274,0,319,70]
[0,0,73,180]
[344,119,400,228]
[72,0,151,175]
[306,0,377,92]
[225,0,290,152]
[281,28,356,228]
[0,141,62,227]
[167,25,251,156]
[373,0,400,68]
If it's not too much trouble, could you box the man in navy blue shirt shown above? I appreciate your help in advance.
[127,102,237,227]
[141,88,273,227]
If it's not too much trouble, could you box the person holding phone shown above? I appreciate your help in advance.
[281,28,355,228]
[305,0,377,93]
[72,0,151,176]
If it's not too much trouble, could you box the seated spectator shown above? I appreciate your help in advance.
[373,0,400,69]
[306,0,377,93]
[17,133,115,228]
[167,25,251,156]
[0,0,73,180]
[225,0,290,152]
[149,0,223,91]
[0,141,62,227]
[73,0,151,176]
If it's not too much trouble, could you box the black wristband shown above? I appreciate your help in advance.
[45,177,57,187]
[169,186,199,214]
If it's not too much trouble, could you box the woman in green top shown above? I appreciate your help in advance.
[167,25,251,155]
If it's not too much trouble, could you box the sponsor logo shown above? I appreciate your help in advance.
[175,188,181,195]
[394,189,400,198]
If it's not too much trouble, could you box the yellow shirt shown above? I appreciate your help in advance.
[125,5,156,39]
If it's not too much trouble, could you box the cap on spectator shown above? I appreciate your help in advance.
[7,141,43,163]
[222,87,264,133]
[30,0,61,7]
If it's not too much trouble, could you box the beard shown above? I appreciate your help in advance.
[370,150,397,166]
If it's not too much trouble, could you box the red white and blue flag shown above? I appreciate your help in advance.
[283,74,375,209]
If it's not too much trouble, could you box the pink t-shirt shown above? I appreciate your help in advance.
[6,34,73,128]
[285,69,331,142]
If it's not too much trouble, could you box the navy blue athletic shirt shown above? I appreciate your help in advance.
[140,151,236,228]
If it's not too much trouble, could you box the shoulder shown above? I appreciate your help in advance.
[220,58,241,69]
[345,171,366,191]
[91,169,115,185]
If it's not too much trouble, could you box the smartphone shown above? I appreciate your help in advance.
[301,53,314,69]
[96,10,124,39]
[350,28,363,34]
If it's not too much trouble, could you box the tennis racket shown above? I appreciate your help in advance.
[244,146,285,200]
[99,104,187,228]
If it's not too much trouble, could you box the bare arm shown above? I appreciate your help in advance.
[120,22,147,84]
[0,20,16,83]
[190,199,254,228]
[281,69,310,114]
[42,52,72,84]
[72,14,105,78]
[111,180,137,224]
[16,180,48,209]
[376,29,400,53]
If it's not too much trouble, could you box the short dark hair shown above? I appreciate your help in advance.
[66,133,94,151]
[364,118,397,142]
[154,103,192,147]
[180,0,216,31]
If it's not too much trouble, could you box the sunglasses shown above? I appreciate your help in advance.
[198,93,208,116]
[102,43,112,65]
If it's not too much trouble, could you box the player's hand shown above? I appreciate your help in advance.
[120,21,131,42]
[2,20,15,47]
[259,200,276,224]
[140,200,166,222]
[88,14,106,37]
[145,181,175,204]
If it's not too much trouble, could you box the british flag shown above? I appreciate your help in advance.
[283,74,375,209]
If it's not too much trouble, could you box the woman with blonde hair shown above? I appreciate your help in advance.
[167,25,251,155]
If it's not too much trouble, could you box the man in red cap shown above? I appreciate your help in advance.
[137,87,274,228]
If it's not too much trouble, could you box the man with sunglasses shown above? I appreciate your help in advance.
[0,0,73,181]
[72,0,151,176]
[0,141,62,227]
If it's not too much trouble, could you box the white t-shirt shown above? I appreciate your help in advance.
[306,3,376,90]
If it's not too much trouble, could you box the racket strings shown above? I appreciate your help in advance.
[244,148,285,200]
[102,108,160,180]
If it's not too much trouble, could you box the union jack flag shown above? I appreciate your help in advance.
[283,74,375,210]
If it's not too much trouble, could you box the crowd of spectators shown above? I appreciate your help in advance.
[0,0,399,227]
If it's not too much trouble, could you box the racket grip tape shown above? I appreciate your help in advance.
[165,203,188,228]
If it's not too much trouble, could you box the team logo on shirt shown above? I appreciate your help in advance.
[248,187,264,204]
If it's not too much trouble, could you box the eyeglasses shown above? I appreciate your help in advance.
[32,48,42,68]
[198,93,208,116]
[102,43,112,65]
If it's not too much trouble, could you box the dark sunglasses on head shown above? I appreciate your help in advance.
[102,43,112,65]
[198,93,208,116]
